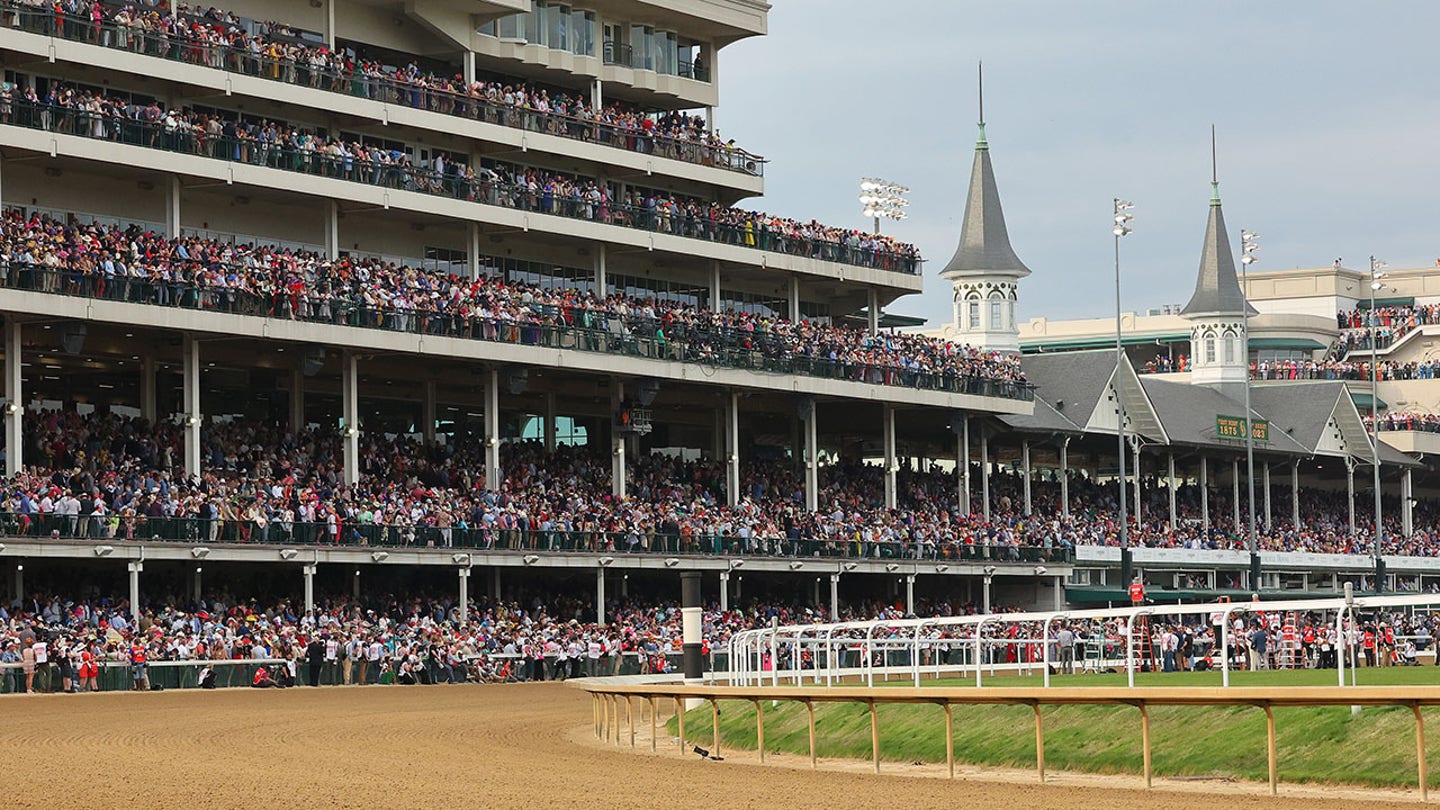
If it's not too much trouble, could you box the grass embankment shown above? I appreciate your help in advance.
[669,667,1440,787]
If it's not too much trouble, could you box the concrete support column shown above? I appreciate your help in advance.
[139,354,157,425]
[192,565,202,605]
[1347,459,1357,538]
[591,78,603,111]
[867,288,880,334]
[829,574,839,619]
[610,380,626,498]
[486,367,502,491]
[1404,468,1415,537]
[341,352,359,486]
[802,400,818,512]
[422,380,437,444]
[708,260,722,311]
[980,430,991,522]
[289,368,305,435]
[322,0,336,47]
[681,572,702,681]
[958,418,971,516]
[182,335,201,480]
[324,199,339,261]
[725,391,740,507]
[467,222,482,279]
[719,571,729,612]
[1232,459,1241,533]
[462,50,476,86]
[1053,575,1064,610]
[904,574,915,616]
[1200,457,1210,532]
[596,568,606,625]
[882,405,897,510]
[1292,461,1301,529]
[544,392,557,453]
[788,276,801,323]
[1059,437,1070,519]
[302,563,316,614]
[458,567,470,623]
[1263,463,1272,532]
[127,561,143,624]
[166,176,182,238]
[3,319,20,477]
[1167,453,1177,529]
[594,242,608,296]
[1021,440,1032,516]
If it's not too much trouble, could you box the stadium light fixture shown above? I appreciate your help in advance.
[663,558,680,567]
[1112,197,1134,575]
[1238,228,1261,584]
[1,400,19,415]
[1368,255,1388,590]
[885,563,899,572]
[935,564,949,573]
[858,176,909,235]
[191,547,210,559]
[523,554,541,565]
[598,556,615,566]
[0,543,6,553]
[728,559,744,570]
[1034,565,1047,576]
[94,545,114,557]
[982,565,997,577]
[452,553,471,565]
[842,562,858,571]
[371,551,389,563]
[279,548,299,560]
[789,561,804,570]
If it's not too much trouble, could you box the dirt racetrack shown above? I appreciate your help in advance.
[0,683,1427,809]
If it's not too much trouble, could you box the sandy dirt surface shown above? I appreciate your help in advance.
[0,683,1426,809]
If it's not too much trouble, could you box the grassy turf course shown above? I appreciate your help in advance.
[672,667,1440,787]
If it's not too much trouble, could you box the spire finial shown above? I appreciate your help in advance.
[1210,124,1220,205]
[976,62,988,150]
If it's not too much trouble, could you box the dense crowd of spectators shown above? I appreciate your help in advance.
[0,78,919,271]
[0,0,758,173]
[1336,304,1440,356]
[1369,412,1440,434]
[0,211,1008,394]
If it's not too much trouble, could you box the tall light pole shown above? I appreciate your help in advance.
[859,177,909,234]
[1368,256,1388,591]
[1240,230,1260,589]
[1113,199,1134,582]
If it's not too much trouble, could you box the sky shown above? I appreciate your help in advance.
[717,1,1440,327]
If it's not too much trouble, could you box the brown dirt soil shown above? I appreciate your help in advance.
[0,683,1426,809]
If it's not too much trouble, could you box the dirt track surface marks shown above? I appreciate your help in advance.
[0,682,1425,808]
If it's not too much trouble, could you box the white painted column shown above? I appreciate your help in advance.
[1059,437,1070,519]
[322,0,336,47]
[904,574,915,616]
[803,399,818,513]
[166,176,182,238]
[303,564,316,614]
[139,354,157,425]
[462,50,476,86]
[324,200,339,261]
[1404,468,1415,537]
[719,571,729,612]
[544,392,557,453]
[458,567,471,623]
[422,380,437,443]
[468,222,482,279]
[341,352,359,485]
[1347,458,1357,538]
[725,391,740,507]
[709,260,722,311]
[611,380,626,499]
[788,276,801,323]
[3,319,20,478]
[486,367,502,491]
[1167,453,1177,528]
[980,430,991,522]
[959,418,971,516]
[1292,460,1301,529]
[882,405,897,510]
[289,368,305,435]
[595,568,606,625]
[1263,463,1272,532]
[1021,440,1033,516]
[128,561,143,624]
[829,574,839,618]
[1053,575,1064,610]
[594,242,608,296]
[1232,459,1241,533]
[591,78,603,111]
[182,335,201,479]
[867,288,880,334]
[1200,457,1209,532]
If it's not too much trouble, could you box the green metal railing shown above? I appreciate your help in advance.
[0,3,749,173]
[1,514,1073,562]
[0,265,1032,400]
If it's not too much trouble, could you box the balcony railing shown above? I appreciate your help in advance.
[0,99,914,274]
[0,3,755,175]
[4,517,1073,563]
[0,265,1034,401]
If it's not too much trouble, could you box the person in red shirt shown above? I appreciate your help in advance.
[129,641,148,692]
[1128,578,1146,606]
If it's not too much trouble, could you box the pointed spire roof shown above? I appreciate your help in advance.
[939,69,1031,282]
[1179,181,1257,319]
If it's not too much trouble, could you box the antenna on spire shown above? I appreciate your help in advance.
[1210,124,1220,204]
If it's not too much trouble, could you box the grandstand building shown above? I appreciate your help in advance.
[1,0,1435,628]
